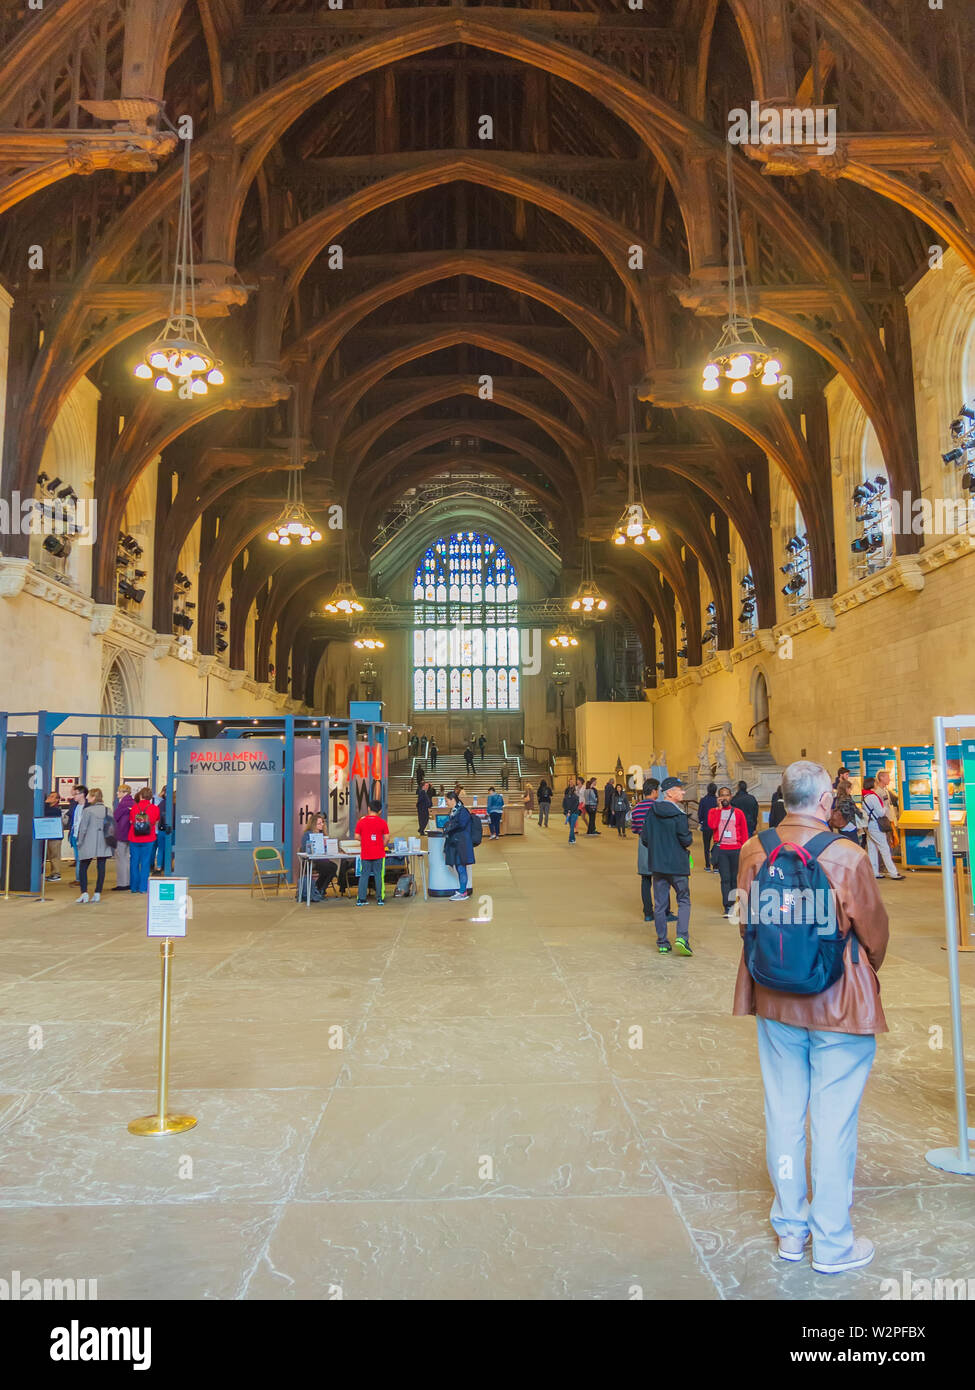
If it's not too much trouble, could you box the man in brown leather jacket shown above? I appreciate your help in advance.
[733,759,889,1275]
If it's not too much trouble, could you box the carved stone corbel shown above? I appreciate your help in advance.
[0,557,32,598]
[810,598,836,630]
[715,649,734,673]
[90,603,117,636]
[756,628,777,653]
[893,556,925,593]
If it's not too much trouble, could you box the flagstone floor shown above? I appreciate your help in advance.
[1,817,973,1300]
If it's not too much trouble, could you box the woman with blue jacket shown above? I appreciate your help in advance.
[443,790,475,901]
[486,786,504,839]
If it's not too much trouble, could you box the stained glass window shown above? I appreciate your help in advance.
[412,532,519,710]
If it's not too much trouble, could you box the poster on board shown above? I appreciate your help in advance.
[173,739,284,886]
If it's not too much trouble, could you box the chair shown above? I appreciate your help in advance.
[251,846,288,899]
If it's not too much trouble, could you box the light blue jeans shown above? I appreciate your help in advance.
[756,1017,876,1266]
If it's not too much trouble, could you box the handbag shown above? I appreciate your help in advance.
[104,816,118,850]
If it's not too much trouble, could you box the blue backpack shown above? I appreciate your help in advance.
[743,829,858,994]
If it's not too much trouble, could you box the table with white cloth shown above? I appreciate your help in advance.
[297,848,428,905]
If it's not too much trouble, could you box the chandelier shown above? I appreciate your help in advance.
[548,624,579,649]
[134,134,224,397]
[323,538,364,615]
[266,388,322,547]
[613,391,661,546]
[570,535,608,615]
[702,145,781,396]
[353,632,385,650]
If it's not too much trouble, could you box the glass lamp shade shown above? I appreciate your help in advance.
[138,327,223,396]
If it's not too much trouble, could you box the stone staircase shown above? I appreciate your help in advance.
[678,722,783,803]
[387,753,549,813]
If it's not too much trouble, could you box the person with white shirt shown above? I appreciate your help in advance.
[861,776,904,880]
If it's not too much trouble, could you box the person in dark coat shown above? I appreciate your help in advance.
[603,778,615,825]
[463,745,476,776]
[768,785,787,829]
[640,777,693,955]
[478,733,487,763]
[612,783,631,837]
[417,780,433,835]
[442,789,474,901]
[697,781,718,871]
[429,739,438,771]
[731,779,760,836]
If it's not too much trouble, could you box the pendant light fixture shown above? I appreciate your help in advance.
[353,632,386,650]
[266,387,323,547]
[323,536,364,615]
[548,624,579,649]
[134,134,224,397]
[702,144,781,396]
[570,533,609,616]
[613,392,661,546]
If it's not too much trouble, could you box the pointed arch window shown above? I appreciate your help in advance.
[411,533,519,710]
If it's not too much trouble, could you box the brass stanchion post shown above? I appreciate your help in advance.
[128,937,196,1136]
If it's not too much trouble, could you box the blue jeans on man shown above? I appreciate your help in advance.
[567,811,580,842]
[357,859,385,904]
[489,812,502,838]
[756,1017,876,1267]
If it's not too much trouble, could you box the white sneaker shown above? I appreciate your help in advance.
[449,892,468,901]
[778,1233,810,1262]
[92,893,101,902]
[812,1238,875,1274]
[76,893,89,904]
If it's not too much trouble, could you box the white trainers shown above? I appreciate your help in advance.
[92,893,101,902]
[76,893,89,904]
[449,892,469,902]
[778,1233,810,1262]
[812,1238,875,1274]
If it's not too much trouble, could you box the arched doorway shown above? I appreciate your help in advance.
[750,670,770,750]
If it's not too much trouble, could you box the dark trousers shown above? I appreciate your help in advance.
[586,807,597,834]
[715,847,740,911]
[538,802,550,826]
[418,811,429,835]
[653,873,690,944]
[640,874,654,920]
[489,812,502,837]
[465,757,475,774]
[79,857,107,894]
[701,826,713,870]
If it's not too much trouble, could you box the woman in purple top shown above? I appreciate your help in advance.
[112,784,135,891]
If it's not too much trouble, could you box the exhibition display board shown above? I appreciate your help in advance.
[174,739,285,886]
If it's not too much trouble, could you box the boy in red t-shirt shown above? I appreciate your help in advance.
[355,799,391,906]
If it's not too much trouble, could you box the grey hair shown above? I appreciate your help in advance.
[781,760,832,812]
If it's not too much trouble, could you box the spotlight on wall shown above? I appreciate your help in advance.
[781,574,807,596]
[216,636,229,653]
[117,580,145,604]
[43,534,71,559]
[785,533,808,554]
[943,448,964,465]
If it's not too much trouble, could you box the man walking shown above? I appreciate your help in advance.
[69,785,88,885]
[709,786,749,918]
[640,777,693,955]
[478,732,487,764]
[697,781,718,871]
[733,760,888,1274]
[732,779,759,836]
[429,739,438,771]
[500,760,509,790]
[486,786,504,839]
[464,744,476,776]
[630,779,659,837]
